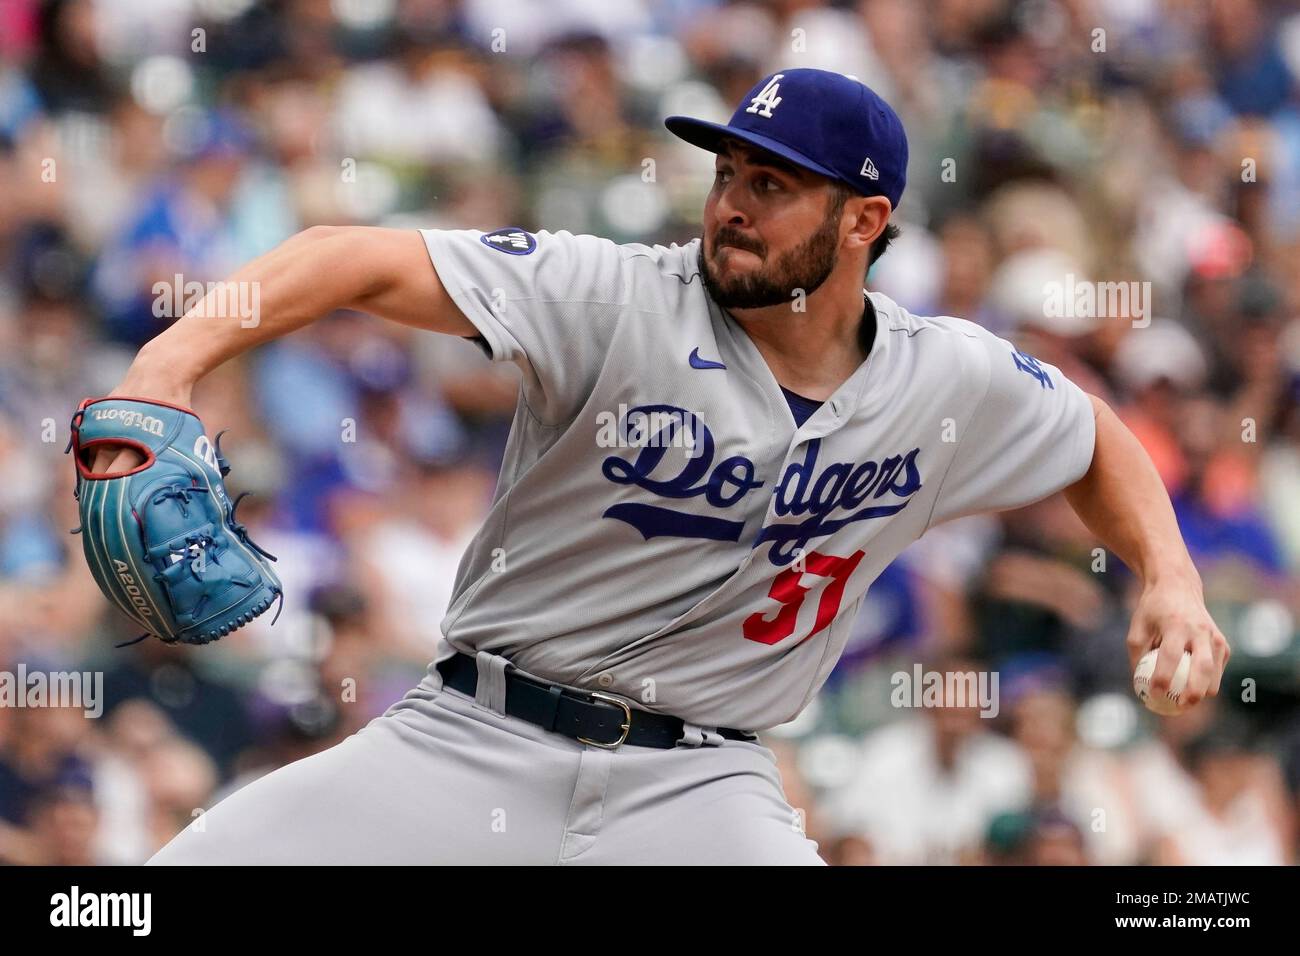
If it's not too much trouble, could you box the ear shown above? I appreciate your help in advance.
[843,196,893,253]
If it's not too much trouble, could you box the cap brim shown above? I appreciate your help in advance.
[664,116,841,182]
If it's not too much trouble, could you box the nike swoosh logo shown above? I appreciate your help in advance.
[689,348,727,370]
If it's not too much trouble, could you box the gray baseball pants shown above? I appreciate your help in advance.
[147,651,824,865]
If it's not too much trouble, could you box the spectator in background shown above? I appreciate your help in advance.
[0,699,98,863]
[983,806,1090,866]
[925,212,1000,333]
[819,657,1032,865]
[137,735,218,856]
[91,109,296,345]
[1007,685,1142,865]
[347,458,493,657]
[335,38,502,168]
[1259,368,1300,571]
[97,640,255,779]
[1134,711,1292,866]
[1171,395,1287,581]
[1111,319,1210,492]
[28,0,111,116]
[27,772,99,865]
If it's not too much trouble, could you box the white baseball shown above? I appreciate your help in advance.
[1133,648,1192,716]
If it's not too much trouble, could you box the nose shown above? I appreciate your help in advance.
[710,178,750,232]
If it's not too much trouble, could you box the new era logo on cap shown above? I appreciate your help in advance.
[664,68,909,210]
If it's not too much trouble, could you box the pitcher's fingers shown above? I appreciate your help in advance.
[1149,634,1187,696]
[111,448,146,473]
[1209,628,1229,696]
[1124,615,1155,672]
[1183,635,1218,706]
[90,446,145,475]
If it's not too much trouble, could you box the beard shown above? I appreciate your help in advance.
[698,198,846,310]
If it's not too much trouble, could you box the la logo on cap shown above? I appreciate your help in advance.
[745,74,785,118]
[860,156,879,180]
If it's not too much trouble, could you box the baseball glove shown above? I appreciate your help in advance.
[67,396,283,646]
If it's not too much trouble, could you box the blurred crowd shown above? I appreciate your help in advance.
[1,0,1299,865]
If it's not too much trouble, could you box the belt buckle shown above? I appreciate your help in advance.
[578,691,632,749]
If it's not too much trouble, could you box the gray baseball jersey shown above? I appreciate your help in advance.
[420,227,1097,732]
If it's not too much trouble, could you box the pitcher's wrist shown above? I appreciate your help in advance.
[1141,556,1203,596]
[112,342,198,407]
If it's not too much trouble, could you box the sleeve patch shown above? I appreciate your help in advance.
[480,227,537,255]
[1012,349,1055,389]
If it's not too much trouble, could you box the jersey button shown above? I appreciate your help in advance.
[596,672,615,688]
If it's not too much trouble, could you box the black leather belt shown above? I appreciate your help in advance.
[435,652,757,750]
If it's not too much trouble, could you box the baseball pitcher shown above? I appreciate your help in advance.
[75,69,1230,864]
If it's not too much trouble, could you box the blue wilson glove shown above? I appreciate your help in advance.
[68,397,283,645]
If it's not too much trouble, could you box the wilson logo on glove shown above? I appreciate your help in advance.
[68,397,283,646]
[89,407,167,436]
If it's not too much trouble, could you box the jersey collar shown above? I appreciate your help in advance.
[707,287,894,436]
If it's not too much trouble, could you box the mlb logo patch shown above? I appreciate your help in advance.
[480,228,537,255]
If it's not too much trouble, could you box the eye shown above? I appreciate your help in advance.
[715,169,732,185]
[758,176,781,192]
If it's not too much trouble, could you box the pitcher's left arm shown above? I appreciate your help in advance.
[1063,394,1230,708]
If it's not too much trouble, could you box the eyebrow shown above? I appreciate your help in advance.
[716,143,805,179]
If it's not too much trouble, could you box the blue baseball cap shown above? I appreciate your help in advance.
[665,68,908,210]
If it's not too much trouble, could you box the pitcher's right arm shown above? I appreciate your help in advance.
[93,226,475,472]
